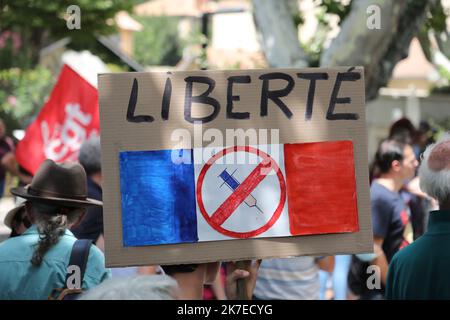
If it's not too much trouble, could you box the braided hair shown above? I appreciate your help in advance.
[30,202,84,266]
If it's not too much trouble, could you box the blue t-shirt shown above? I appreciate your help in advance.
[371,181,410,262]
[0,225,111,300]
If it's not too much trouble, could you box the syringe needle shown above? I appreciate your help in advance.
[255,205,263,214]
[219,168,264,214]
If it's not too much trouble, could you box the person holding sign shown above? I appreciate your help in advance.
[161,263,219,299]
[98,67,372,287]
[162,261,260,299]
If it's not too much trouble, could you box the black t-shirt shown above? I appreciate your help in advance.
[71,177,103,241]
[0,137,13,180]
[348,180,412,299]
[400,189,426,240]
[348,181,411,298]
[371,181,410,262]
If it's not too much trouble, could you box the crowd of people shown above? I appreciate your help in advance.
[0,117,448,300]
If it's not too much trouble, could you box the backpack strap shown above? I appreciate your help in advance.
[65,239,93,289]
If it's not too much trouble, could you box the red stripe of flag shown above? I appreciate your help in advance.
[284,141,359,235]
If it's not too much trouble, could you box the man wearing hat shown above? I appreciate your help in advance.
[3,200,29,238]
[0,159,111,300]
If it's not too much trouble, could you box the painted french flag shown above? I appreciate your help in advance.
[119,141,359,247]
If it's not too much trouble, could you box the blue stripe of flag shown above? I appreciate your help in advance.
[119,149,198,246]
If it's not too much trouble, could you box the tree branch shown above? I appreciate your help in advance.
[320,0,437,101]
[252,0,308,68]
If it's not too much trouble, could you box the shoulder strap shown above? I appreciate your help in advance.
[65,239,93,289]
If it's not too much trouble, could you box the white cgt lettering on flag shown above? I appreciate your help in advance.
[41,103,98,162]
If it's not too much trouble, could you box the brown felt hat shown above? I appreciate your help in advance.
[10,159,102,208]
[3,203,26,229]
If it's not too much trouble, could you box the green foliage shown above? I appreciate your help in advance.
[1,0,134,40]
[426,0,448,33]
[0,66,55,129]
[292,13,304,28]
[188,32,209,70]
[437,66,450,82]
[0,0,134,68]
[133,15,183,66]
[319,0,353,25]
[295,1,353,67]
[416,1,450,94]
[0,31,29,69]
[431,66,450,94]
[106,63,129,73]
[299,5,333,67]
[427,117,450,139]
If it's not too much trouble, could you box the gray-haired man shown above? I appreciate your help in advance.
[71,136,104,249]
[386,134,450,299]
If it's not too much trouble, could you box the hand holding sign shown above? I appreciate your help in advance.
[98,67,372,267]
[226,260,261,300]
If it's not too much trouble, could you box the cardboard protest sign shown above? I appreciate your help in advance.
[98,67,372,267]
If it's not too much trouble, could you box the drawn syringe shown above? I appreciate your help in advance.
[218,168,264,214]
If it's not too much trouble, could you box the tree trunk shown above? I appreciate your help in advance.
[252,0,308,68]
[436,31,450,59]
[320,0,437,101]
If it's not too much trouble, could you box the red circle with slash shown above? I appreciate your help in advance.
[196,146,286,238]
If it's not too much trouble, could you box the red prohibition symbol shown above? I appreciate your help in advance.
[196,146,287,238]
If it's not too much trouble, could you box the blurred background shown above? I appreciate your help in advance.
[0,0,449,301]
[0,0,449,235]
[1,0,449,155]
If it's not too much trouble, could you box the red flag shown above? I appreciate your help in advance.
[16,65,99,175]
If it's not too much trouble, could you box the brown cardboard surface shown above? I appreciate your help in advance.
[98,67,373,267]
